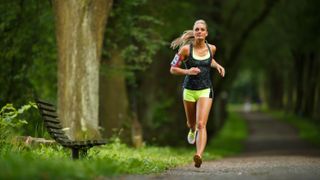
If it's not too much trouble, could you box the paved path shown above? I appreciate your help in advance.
[115,111,320,180]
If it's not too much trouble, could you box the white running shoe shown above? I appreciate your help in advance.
[187,129,197,144]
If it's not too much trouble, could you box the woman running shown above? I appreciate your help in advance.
[170,19,225,168]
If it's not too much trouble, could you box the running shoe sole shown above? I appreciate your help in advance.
[193,154,202,168]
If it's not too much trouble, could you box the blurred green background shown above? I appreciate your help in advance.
[1,0,319,146]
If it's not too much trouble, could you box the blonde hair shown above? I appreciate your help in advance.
[170,19,208,49]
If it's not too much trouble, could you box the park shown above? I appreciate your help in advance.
[1,0,320,179]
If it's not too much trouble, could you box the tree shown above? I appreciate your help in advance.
[228,0,320,122]
[52,0,113,140]
[0,0,56,106]
[99,0,164,146]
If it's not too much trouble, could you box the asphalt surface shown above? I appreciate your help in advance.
[112,111,320,180]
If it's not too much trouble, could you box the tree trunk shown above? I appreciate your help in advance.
[268,70,284,109]
[53,0,113,140]
[313,53,320,121]
[131,111,143,148]
[99,50,130,140]
[302,53,316,117]
[314,79,320,121]
[128,84,144,148]
[284,69,294,113]
[293,52,304,115]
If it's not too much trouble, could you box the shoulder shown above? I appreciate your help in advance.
[178,44,191,58]
[208,43,216,52]
[207,43,216,55]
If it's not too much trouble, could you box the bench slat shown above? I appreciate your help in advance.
[45,122,63,129]
[35,98,107,159]
[48,128,66,135]
[36,99,55,107]
[51,133,70,140]
[37,103,56,112]
[56,139,74,146]
[57,138,72,143]
[57,138,105,148]
[54,136,70,141]
[96,139,107,145]
[43,116,60,123]
[90,139,106,145]
[50,133,67,140]
[41,110,58,118]
[74,141,87,146]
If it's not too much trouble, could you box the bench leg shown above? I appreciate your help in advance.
[80,149,88,157]
[72,148,79,159]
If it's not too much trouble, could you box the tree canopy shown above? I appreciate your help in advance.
[1,0,319,145]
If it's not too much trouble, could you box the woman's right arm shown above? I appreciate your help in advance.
[170,45,201,75]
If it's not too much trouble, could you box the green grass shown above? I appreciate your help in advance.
[0,111,247,179]
[0,142,192,179]
[267,110,320,147]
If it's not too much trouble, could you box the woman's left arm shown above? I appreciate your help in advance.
[210,45,225,77]
[211,58,225,77]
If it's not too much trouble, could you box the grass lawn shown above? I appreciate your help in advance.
[0,111,247,179]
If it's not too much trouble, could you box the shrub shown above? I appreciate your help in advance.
[0,102,36,147]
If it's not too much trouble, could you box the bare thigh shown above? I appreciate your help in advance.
[196,97,212,128]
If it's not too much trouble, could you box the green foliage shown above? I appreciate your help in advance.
[150,98,175,129]
[103,0,165,84]
[1,0,319,146]
[0,111,247,179]
[227,0,320,119]
[0,0,56,106]
[0,102,36,144]
[228,70,262,103]
[0,0,56,140]
[0,141,191,179]
[277,0,320,52]
[206,111,248,158]
[94,140,190,174]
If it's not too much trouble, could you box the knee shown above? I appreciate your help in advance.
[197,122,206,130]
[187,121,195,128]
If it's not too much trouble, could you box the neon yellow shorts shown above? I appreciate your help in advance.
[183,88,213,102]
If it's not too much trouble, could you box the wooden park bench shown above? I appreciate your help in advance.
[35,98,106,159]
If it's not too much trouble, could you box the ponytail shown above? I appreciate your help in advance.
[170,19,208,50]
[170,30,194,50]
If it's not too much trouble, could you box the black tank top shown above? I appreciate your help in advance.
[183,43,212,90]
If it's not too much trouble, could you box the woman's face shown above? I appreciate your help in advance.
[193,22,208,40]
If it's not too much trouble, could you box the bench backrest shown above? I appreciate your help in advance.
[35,99,73,146]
